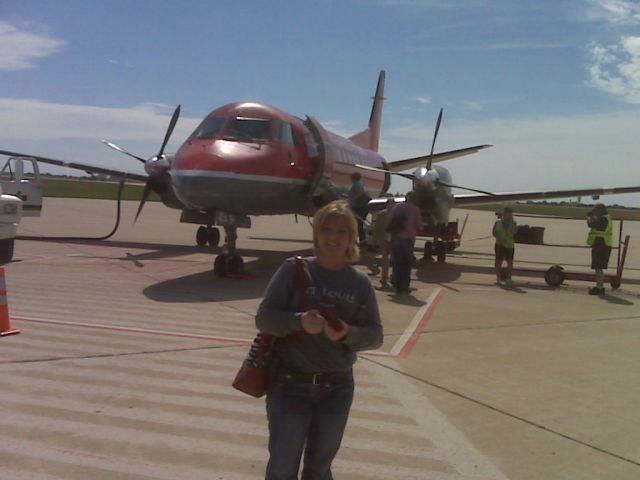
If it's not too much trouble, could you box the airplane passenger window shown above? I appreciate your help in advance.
[277,122,295,145]
[188,117,226,140]
[224,118,272,141]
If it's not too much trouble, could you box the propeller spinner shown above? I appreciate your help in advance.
[102,105,181,221]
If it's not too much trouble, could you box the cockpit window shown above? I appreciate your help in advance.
[189,117,226,140]
[277,122,296,145]
[224,117,272,141]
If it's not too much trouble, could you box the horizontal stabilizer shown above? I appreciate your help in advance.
[389,144,492,172]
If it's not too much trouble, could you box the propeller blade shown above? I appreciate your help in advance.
[134,181,153,222]
[426,108,443,170]
[101,139,147,164]
[157,104,181,158]
[437,180,496,197]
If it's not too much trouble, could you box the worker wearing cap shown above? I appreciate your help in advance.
[493,207,517,287]
[587,204,612,295]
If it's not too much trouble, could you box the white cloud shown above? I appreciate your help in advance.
[463,100,484,111]
[411,41,570,52]
[587,36,640,104]
[0,99,200,142]
[586,0,640,26]
[0,22,66,71]
[413,95,431,105]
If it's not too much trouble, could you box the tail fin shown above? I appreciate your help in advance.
[349,70,385,152]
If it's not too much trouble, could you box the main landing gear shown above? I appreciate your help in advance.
[196,226,221,247]
[423,240,448,263]
[213,226,245,277]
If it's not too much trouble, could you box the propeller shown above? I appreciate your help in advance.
[101,140,147,164]
[426,107,443,170]
[423,108,496,197]
[102,104,181,222]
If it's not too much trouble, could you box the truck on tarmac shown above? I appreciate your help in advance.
[0,156,44,264]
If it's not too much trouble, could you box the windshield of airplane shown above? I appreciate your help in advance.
[188,117,226,140]
[224,117,272,141]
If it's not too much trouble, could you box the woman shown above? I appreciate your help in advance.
[256,200,383,480]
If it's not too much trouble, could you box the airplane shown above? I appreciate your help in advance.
[2,70,640,272]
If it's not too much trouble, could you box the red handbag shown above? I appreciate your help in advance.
[232,257,309,397]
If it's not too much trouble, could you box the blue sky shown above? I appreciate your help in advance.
[1,0,640,204]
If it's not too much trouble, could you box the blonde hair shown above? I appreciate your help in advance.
[312,201,360,262]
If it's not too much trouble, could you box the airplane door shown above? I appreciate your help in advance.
[276,121,299,169]
[0,157,43,216]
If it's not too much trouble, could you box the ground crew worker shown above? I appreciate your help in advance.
[587,203,612,295]
[493,207,517,287]
[348,172,371,244]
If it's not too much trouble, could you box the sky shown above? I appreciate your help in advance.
[1,0,640,205]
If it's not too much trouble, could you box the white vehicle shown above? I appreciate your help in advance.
[0,156,43,217]
[0,184,22,264]
[0,156,43,264]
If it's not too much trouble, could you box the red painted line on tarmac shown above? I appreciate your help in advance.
[12,290,445,360]
[395,288,446,360]
[11,315,252,345]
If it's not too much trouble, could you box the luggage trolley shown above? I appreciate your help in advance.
[544,220,631,290]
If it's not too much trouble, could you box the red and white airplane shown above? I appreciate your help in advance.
[2,70,640,274]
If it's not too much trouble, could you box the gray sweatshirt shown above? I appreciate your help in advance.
[255,257,383,373]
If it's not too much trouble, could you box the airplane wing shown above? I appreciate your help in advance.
[454,185,640,207]
[388,145,492,172]
[0,149,148,182]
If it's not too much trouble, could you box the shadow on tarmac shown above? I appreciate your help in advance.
[599,294,634,306]
[143,246,313,303]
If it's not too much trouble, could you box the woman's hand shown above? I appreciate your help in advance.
[301,310,325,334]
[324,318,350,342]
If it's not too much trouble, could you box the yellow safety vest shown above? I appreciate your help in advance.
[587,214,612,247]
[495,220,516,248]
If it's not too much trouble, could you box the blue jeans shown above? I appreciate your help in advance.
[265,375,354,480]
[391,237,415,291]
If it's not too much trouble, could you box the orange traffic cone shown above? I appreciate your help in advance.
[0,267,19,337]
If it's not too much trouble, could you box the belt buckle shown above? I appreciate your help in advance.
[311,373,321,385]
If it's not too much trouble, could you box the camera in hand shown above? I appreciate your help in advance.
[318,300,344,332]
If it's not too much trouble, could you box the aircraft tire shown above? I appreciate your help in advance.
[544,265,565,287]
[228,255,244,275]
[208,227,221,247]
[0,239,13,265]
[214,254,228,277]
[435,241,446,263]
[196,226,208,246]
[423,241,434,261]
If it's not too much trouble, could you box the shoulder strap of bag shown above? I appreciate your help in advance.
[292,256,310,310]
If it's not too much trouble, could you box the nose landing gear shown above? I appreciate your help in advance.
[213,226,245,277]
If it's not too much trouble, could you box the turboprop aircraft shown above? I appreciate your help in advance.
[2,69,640,272]
[0,71,488,275]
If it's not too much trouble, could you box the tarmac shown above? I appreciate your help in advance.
[1,198,639,479]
